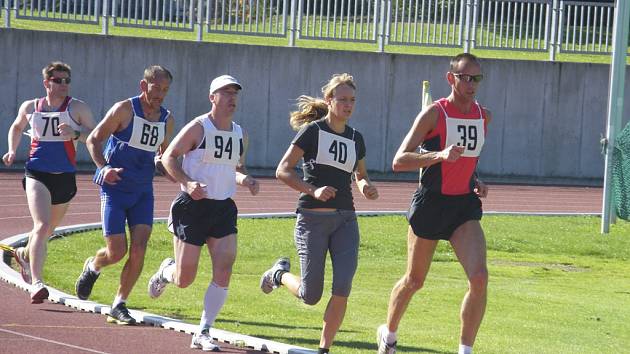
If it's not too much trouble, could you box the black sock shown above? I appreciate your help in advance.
[273,270,287,286]
[318,348,329,354]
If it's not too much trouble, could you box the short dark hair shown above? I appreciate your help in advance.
[450,53,480,72]
[144,65,173,83]
[42,61,71,80]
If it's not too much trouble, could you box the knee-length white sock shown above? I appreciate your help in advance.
[199,282,228,332]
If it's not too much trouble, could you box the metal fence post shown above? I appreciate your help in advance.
[470,0,479,50]
[288,0,297,47]
[463,0,474,53]
[101,0,109,35]
[377,0,387,52]
[548,0,558,61]
[4,0,10,28]
[196,0,203,42]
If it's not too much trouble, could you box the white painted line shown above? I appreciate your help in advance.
[0,327,111,354]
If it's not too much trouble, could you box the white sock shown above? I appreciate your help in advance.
[386,330,397,345]
[162,263,175,283]
[87,259,100,274]
[459,344,473,354]
[112,295,126,308]
[199,282,228,332]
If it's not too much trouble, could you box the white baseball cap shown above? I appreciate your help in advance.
[209,75,242,94]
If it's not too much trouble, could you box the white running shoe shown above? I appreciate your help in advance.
[259,257,290,294]
[148,258,175,299]
[190,332,220,352]
[13,247,31,284]
[377,324,397,354]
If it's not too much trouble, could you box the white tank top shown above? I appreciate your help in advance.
[181,115,243,200]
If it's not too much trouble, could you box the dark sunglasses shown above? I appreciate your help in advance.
[49,77,71,84]
[452,73,483,83]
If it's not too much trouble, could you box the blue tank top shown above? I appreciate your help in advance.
[99,96,169,192]
[26,96,78,173]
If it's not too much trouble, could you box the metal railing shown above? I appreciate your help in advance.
[1,0,621,59]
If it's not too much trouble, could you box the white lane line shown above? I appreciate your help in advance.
[0,327,110,353]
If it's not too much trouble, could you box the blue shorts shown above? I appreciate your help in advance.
[100,187,154,236]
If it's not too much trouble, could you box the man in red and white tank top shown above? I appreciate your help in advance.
[2,61,95,304]
[377,53,492,354]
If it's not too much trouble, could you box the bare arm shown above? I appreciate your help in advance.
[392,104,464,172]
[235,130,259,195]
[155,114,178,182]
[2,100,34,166]
[87,101,129,185]
[161,120,206,200]
[473,108,493,198]
[354,159,378,200]
[275,144,337,202]
[59,99,96,143]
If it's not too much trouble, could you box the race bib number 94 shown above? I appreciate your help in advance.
[445,117,485,158]
[202,130,241,166]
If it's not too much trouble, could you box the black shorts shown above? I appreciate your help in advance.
[168,192,238,246]
[407,187,482,241]
[23,169,77,205]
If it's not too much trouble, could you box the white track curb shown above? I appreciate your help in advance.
[0,219,316,354]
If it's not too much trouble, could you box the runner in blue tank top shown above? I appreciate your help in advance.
[2,61,95,304]
[74,65,175,325]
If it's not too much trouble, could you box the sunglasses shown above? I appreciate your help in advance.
[49,77,71,84]
[452,73,483,83]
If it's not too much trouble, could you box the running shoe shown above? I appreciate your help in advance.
[75,257,99,300]
[148,258,175,299]
[30,281,49,304]
[190,331,220,352]
[377,324,397,354]
[13,247,31,284]
[107,302,136,325]
[259,257,290,294]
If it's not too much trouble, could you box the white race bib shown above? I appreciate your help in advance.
[202,130,241,166]
[445,117,485,158]
[315,130,356,173]
[29,111,75,142]
[128,116,165,152]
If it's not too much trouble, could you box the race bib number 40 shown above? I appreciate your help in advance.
[445,117,485,158]
[202,130,241,166]
[128,116,166,152]
[315,130,356,173]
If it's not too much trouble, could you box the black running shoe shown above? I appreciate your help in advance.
[107,303,137,325]
[75,257,99,300]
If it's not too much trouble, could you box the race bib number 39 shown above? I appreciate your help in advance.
[315,130,356,173]
[128,116,165,152]
[30,111,74,142]
[202,130,241,166]
[445,117,485,158]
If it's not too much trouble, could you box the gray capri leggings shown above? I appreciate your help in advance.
[294,208,359,305]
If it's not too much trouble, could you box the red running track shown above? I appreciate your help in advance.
[0,172,602,353]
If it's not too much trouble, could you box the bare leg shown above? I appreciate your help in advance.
[450,220,488,347]
[320,295,348,348]
[207,234,236,287]
[280,271,302,297]
[115,224,151,299]
[171,235,202,288]
[24,178,55,284]
[92,233,128,271]
[386,227,438,332]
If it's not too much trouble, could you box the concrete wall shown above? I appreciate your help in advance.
[1,29,629,181]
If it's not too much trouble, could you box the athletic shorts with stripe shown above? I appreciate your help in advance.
[100,188,154,236]
[168,192,238,246]
[407,187,482,241]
